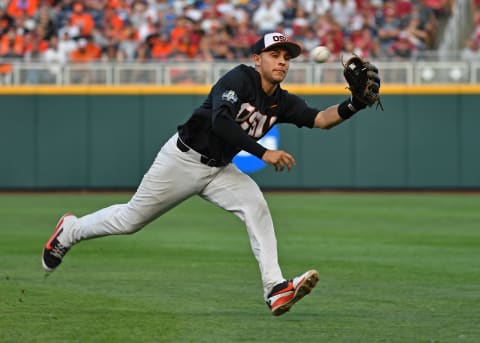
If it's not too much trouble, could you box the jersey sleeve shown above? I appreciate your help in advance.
[209,65,267,159]
[279,92,319,128]
[209,66,252,122]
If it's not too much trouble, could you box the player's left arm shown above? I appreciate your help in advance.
[312,91,380,129]
[283,93,366,130]
[314,56,383,129]
[312,105,344,129]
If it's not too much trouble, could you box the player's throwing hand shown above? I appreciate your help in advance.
[262,150,296,172]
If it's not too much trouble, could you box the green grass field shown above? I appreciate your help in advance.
[1,192,479,342]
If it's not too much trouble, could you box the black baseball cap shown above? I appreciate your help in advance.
[251,32,302,58]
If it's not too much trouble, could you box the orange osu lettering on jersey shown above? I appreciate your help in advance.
[236,103,278,138]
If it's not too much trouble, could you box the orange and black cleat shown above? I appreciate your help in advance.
[42,213,76,272]
[266,269,319,316]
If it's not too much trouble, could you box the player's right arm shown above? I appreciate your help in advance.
[213,114,294,171]
[261,150,296,172]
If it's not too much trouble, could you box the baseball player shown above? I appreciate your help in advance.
[42,32,379,316]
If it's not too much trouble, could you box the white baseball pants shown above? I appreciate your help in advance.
[61,133,284,298]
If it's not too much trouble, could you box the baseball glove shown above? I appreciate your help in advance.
[342,55,383,110]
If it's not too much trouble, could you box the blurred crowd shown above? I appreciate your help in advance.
[461,0,480,60]
[0,0,455,65]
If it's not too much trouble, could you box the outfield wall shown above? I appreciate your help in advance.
[1,85,479,190]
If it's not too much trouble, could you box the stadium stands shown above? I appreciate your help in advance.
[0,0,456,62]
[2,0,479,85]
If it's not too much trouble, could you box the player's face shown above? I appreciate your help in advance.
[255,48,291,85]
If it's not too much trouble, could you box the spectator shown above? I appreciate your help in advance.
[212,27,235,60]
[215,0,236,18]
[57,31,77,62]
[137,15,158,42]
[7,0,39,18]
[252,0,284,34]
[172,0,193,16]
[51,0,72,31]
[0,7,15,34]
[231,2,250,25]
[23,26,49,57]
[235,0,261,18]
[299,27,320,57]
[348,25,379,58]
[69,2,95,36]
[377,4,401,56]
[42,35,65,82]
[414,3,438,49]
[35,4,57,40]
[388,31,417,59]
[84,0,107,27]
[151,0,171,13]
[23,35,45,83]
[182,1,203,23]
[0,27,24,57]
[129,0,153,32]
[70,37,98,62]
[291,6,309,37]
[350,4,377,32]
[422,0,453,18]
[86,35,101,58]
[150,32,174,60]
[282,0,298,28]
[160,4,178,32]
[461,38,480,61]
[394,0,414,19]
[42,34,66,64]
[200,27,235,61]
[118,24,139,62]
[101,5,124,38]
[170,15,191,44]
[171,30,199,60]
[230,21,258,59]
[111,0,130,24]
[101,37,124,62]
[134,41,151,62]
[0,61,13,84]
[316,18,345,60]
[16,11,36,35]
[402,13,430,50]
[330,0,357,30]
[313,12,337,38]
[302,0,331,16]
[199,8,221,35]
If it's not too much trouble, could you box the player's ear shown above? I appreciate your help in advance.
[253,54,261,67]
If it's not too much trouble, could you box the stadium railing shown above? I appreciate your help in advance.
[1,60,479,85]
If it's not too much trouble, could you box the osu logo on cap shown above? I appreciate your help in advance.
[272,35,287,42]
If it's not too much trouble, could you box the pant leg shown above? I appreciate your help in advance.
[62,134,216,246]
[200,163,284,300]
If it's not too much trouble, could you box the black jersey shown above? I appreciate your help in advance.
[177,64,319,165]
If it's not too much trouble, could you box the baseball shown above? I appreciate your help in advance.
[310,46,330,63]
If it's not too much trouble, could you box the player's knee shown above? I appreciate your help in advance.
[115,207,149,234]
[122,225,140,234]
[247,196,270,219]
[122,220,146,234]
[114,216,145,234]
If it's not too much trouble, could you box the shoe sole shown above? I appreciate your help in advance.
[41,213,74,272]
[272,270,319,316]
